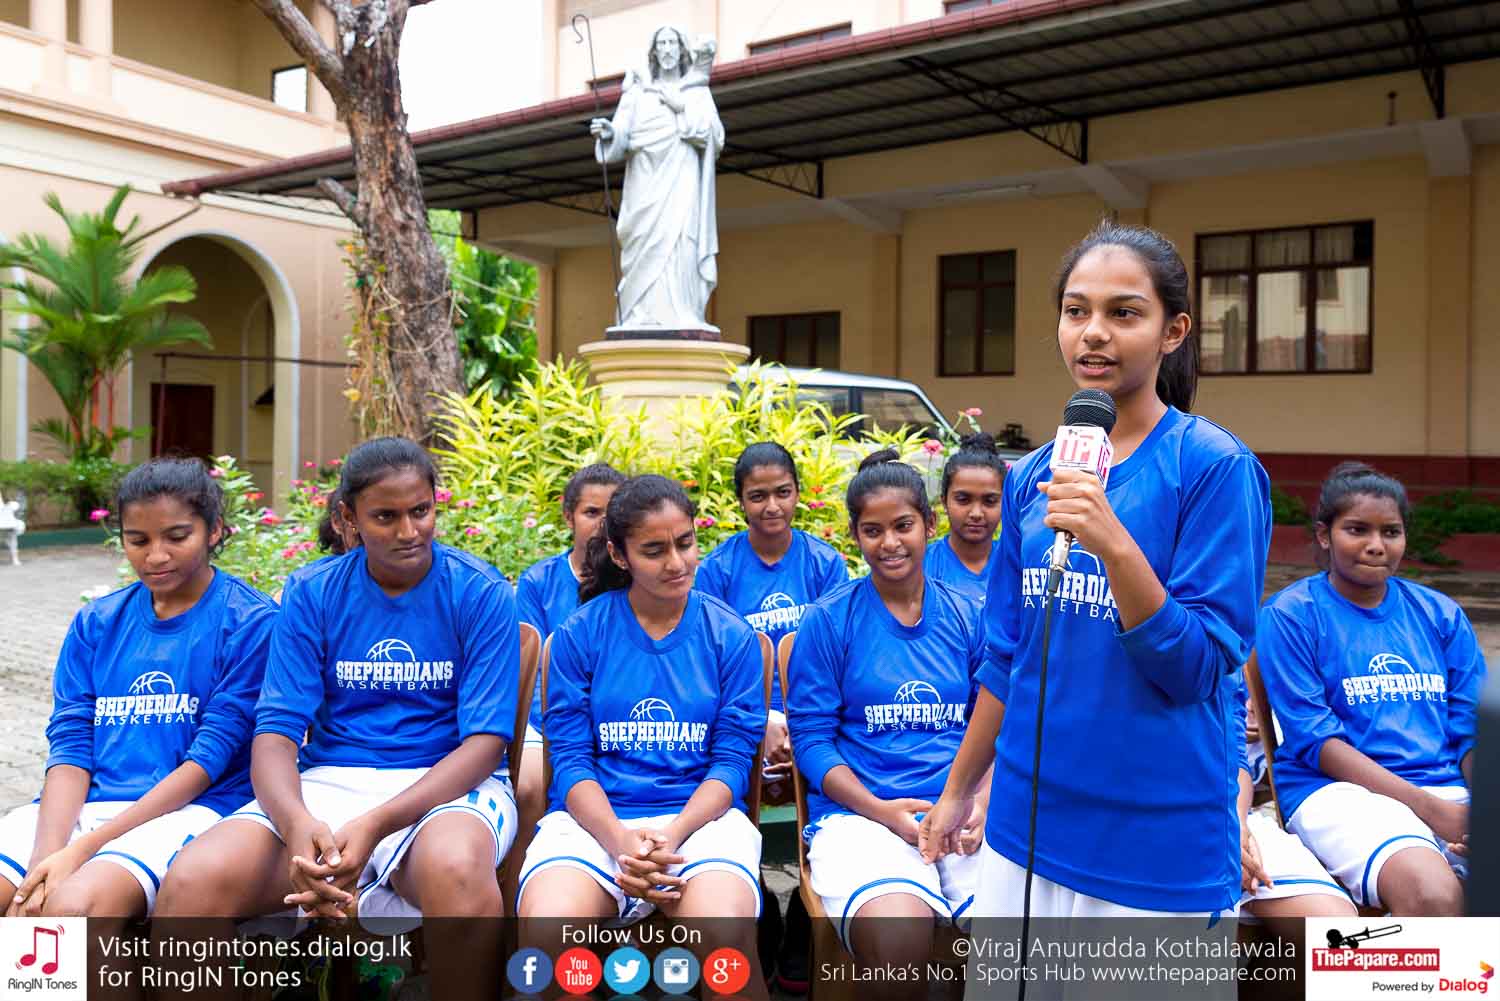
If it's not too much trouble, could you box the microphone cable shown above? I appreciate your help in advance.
[1017,562,1065,1001]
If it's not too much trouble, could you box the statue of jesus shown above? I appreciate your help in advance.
[589,26,723,333]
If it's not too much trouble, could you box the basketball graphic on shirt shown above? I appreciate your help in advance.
[128,670,177,696]
[1367,653,1415,675]
[893,680,942,705]
[1036,540,1103,574]
[759,592,796,612]
[630,698,676,723]
[366,638,416,662]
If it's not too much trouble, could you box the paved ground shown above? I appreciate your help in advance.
[0,544,121,811]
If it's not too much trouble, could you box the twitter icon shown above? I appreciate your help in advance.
[604,946,650,994]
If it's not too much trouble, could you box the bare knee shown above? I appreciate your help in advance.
[157,845,242,917]
[407,839,501,917]
[42,881,95,918]
[1398,876,1464,916]
[849,894,934,967]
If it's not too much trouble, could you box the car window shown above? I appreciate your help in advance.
[861,389,941,437]
[791,385,853,416]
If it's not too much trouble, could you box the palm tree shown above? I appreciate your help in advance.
[0,185,211,459]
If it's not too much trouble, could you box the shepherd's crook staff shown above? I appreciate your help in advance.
[573,13,623,327]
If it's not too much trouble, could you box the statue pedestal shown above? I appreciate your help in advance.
[578,335,750,423]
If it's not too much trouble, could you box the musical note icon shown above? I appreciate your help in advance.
[17,925,62,975]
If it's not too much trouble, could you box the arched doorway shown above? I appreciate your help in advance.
[130,231,300,492]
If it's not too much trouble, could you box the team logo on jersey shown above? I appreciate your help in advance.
[599,697,708,752]
[94,671,199,726]
[335,636,454,691]
[746,592,806,633]
[864,679,967,733]
[1341,651,1447,705]
[1019,540,1117,621]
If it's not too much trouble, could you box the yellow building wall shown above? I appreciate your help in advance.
[1471,144,1500,458]
[113,0,312,102]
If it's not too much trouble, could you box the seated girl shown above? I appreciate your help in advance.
[786,452,985,995]
[517,475,767,994]
[1,459,275,970]
[925,432,1005,607]
[154,437,519,1000]
[1258,462,1485,915]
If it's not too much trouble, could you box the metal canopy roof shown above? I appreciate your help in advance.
[164,0,1500,216]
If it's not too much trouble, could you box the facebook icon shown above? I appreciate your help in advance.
[506,948,553,994]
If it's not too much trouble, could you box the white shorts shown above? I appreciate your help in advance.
[805,812,979,952]
[1287,781,1468,909]
[523,723,544,750]
[224,766,516,928]
[1239,810,1351,908]
[972,844,1228,920]
[517,808,761,924]
[0,800,220,913]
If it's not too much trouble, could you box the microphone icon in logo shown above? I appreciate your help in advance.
[1326,923,1403,949]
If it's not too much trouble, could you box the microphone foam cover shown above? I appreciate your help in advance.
[1062,389,1117,433]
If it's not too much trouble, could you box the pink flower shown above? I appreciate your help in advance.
[523,516,538,529]
[208,467,223,478]
[304,461,316,469]
[311,496,326,508]
[260,511,282,526]
[280,547,296,559]
[808,500,827,509]
[329,458,342,467]
[922,439,944,456]
[963,407,983,418]
[695,516,716,529]
[435,488,453,504]
[464,525,482,537]
[246,491,263,502]
[89,508,109,522]
[291,479,304,488]
[289,524,304,534]
[457,498,476,509]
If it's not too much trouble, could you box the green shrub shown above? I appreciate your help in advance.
[0,457,131,523]
[1270,485,1309,527]
[1407,489,1500,566]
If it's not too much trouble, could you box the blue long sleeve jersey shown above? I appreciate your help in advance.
[255,542,519,768]
[45,569,277,815]
[695,529,849,711]
[544,589,767,818]
[787,576,984,826]
[980,406,1271,913]
[515,551,581,731]
[1256,573,1485,823]
[926,536,999,607]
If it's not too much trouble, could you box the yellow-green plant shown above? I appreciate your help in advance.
[433,360,931,572]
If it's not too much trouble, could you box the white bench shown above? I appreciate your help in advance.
[0,491,25,566]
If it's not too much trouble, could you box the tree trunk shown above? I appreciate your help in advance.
[253,0,461,443]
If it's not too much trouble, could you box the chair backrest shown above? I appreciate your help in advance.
[538,633,554,793]
[775,632,819,898]
[1243,651,1286,828]
[511,622,541,786]
[745,631,774,826]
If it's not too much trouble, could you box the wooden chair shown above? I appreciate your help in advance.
[776,633,857,1001]
[500,623,542,918]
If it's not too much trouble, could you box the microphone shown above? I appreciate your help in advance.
[1046,389,1117,596]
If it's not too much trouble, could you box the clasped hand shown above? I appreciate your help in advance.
[612,827,686,904]
[284,814,382,921]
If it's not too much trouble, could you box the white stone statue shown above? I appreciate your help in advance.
[589,26,723,333]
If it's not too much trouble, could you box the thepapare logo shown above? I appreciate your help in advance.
[864,679,967,733]
[599,698,709,752]
[335,637,454,691]
[746,591,806,633]
[1019,540,1117,621]
[1341,651,1447,706]
[94,670,200,726]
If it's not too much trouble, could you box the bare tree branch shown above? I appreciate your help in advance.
[252,0,348,107]
[316,177,363,227]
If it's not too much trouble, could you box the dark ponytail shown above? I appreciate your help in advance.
[940,431,1006,498]
[563,463,627,516]
[733,442,799,498]
[336,437,437,512]
[1054,220,1198,412]
[579,474,696,603]
[113,457,227,556]
[317,484,352,554]
[1314,462,1409,531]
[847,449,933,526]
